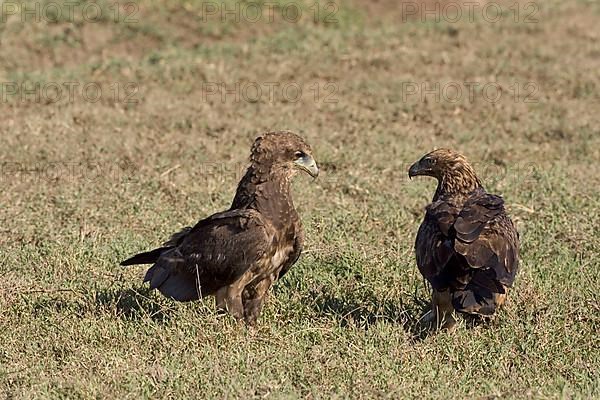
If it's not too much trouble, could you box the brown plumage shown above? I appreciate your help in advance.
[409,149,519,329]
[121,131,318,325]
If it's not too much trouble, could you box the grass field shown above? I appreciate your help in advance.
[1,0,599,398]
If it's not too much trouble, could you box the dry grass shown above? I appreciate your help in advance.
[1,0,599,398]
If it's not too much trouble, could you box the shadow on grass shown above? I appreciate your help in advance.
[407,297,494,339]
[307,286,492,340]
[308,287,433,336]
[19,286,175,323]
[94,286,175,322]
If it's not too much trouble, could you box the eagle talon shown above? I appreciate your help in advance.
[420,309,457,331]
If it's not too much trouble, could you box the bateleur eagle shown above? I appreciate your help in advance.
[121,131,319,325]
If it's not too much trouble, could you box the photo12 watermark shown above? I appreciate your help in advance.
[201,81,339,104]
[462,160,538,188]
[193,161,339,185]
[0,1,139,23]
[403,160,539,188]
[400,1,540,24]
[400,81,539,104]
[199,1,339,24]
[1,161,136,184]
[0,81,140,105]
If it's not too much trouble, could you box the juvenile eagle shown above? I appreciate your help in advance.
[409,149,519,329]
[121,131,319,325]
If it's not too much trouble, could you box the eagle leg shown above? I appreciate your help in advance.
[494,289,508,308]
[218,270,255,321]
[242,277,273,326]
[488,288,508,315]
[222,289,244,320]
[214,286,228,313]
[421,289,457,331]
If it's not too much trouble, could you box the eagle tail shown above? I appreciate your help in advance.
[452,269,505,316]
[120,247,170,266]
[452,289,497,316]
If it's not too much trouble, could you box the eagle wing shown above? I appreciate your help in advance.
[452,193,519,313]
[416,192,519,315]
[129,209,273,301]
[453,194,518,279]
[415,200,460,287]
[119,226,192,266]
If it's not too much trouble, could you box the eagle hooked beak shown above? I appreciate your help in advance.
[408,160,427,179]
[295,155,319,178]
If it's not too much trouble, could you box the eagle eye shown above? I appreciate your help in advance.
[294,151,307,159]
[424,157,436,167]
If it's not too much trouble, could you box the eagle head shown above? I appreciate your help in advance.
[251,131,319,178]
[409,149,481,195]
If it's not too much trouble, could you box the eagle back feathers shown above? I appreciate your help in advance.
[415,187,519,315]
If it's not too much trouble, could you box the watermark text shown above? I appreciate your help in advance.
[1,81,140,105]
[201,81,339,104]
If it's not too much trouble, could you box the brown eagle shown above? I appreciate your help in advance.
[121,131,319,325]
[408,149,519,330]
